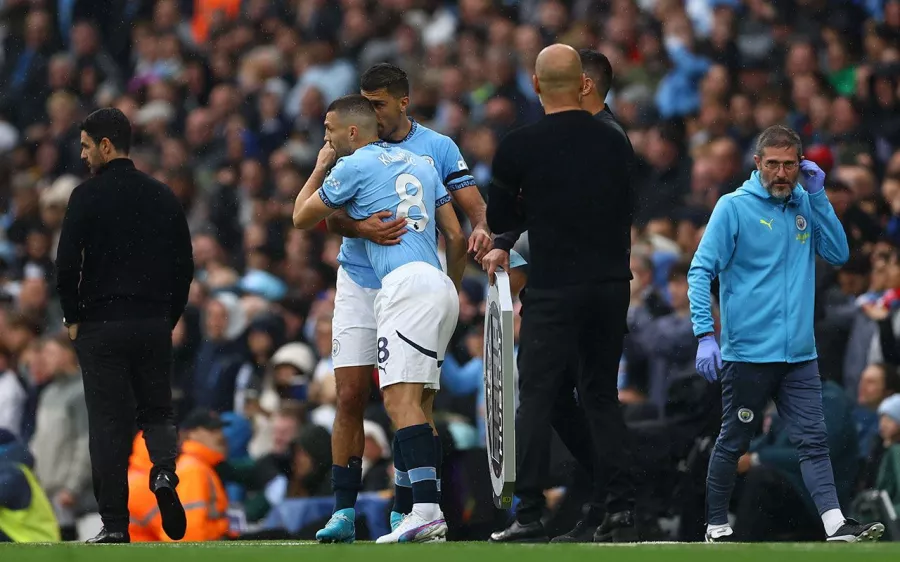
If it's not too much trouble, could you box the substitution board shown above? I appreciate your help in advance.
[483,269,516,509]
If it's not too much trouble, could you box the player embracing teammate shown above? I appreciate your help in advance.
[293,63,491,544]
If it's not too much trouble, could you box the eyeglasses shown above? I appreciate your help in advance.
[763,161,799,172]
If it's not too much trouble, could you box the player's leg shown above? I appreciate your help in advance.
[704,361,777,542]
[317,268,377,543]
[421,390,441,501]
[376,265,456,544]
[390,390,437,532]
[774,360,884,542]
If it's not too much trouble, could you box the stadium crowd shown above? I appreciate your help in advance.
[2,0,900,543]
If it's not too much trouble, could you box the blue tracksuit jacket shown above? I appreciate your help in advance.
[688,171,849,363]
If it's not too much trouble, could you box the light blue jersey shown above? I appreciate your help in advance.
[334,120,476,289]
[320,143,451,281]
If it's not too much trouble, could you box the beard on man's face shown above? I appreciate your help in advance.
[762,171,797,199]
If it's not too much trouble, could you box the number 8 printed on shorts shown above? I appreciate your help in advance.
[395,173,428,232]
[377,337,390,364]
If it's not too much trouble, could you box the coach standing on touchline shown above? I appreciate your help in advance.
[55,108,193,543]
[484,49,637,544]
[688,124,883,543]
[486,44,634,543]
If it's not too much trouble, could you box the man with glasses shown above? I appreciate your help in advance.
[688,125,884,543]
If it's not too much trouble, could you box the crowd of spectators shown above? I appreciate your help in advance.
[3,0,900,542]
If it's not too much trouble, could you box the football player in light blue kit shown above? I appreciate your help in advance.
[293,95,466,543]
[318,63,490,541]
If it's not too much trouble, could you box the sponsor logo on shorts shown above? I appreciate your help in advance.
[737,407,754,423]
[332,339,340,357]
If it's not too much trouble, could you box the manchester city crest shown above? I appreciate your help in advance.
[737,407,754,423]
[795,214,807,231]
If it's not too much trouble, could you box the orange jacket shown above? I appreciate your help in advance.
[127,436,229,542]
[165,440,229,542]
[192,0,241,43]
[128,433,160,542]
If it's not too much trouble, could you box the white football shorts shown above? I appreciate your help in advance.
[373,262,459,390]
[331,266,379,369]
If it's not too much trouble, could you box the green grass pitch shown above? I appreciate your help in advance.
[3,541,900,562]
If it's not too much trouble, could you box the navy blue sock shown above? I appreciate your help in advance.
[392,434,413,514]
[398,423,439,505]
[434,434,443,503]
[332,457,362,512]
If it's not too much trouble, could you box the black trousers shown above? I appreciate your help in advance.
[73,318,178,532]
[515,282,634,523]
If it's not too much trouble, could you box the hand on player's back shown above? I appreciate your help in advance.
[357,211,408,245]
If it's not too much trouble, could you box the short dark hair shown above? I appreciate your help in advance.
[360,63,410,98]
[754,125,802,160]
[80,108,132,154]
[667,259,691,282]
[579,49,613,98]
[326,94,378,122]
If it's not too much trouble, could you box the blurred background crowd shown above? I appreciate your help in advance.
[3,0,900,544]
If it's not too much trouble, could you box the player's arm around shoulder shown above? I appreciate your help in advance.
[436,198,467,293]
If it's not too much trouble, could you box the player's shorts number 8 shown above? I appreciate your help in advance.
[377,337,390,364]
[395,173,428,232]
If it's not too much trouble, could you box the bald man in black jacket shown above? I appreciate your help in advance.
[485,48,637,544]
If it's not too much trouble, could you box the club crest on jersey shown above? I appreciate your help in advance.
[422,155,435,167]
[795,214,807,231]
[737,408,754,423]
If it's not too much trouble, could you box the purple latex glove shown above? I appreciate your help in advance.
[799,159,825,194]
[695,335,722,382]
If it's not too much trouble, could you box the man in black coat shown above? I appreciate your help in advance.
[56,108,194,543]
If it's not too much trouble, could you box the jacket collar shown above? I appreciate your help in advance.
[181,439,225,467]
[96,158,135,175]
[739,170,803,207]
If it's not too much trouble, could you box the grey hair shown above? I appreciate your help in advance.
[754,125,802,159]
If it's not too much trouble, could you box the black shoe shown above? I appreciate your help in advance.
[489,520,549,543]
[85,528,130,544]
[593,510,637,543]
[551,517,600,543]
[826,519,885,543]
[152,471,187,541]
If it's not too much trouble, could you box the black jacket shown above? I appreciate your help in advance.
[55,158,193,326]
